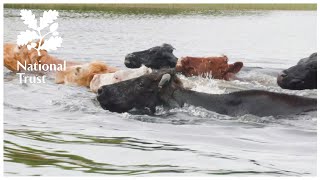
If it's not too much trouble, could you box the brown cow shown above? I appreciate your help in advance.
[4,42,81,72]
[4,41,118,87]
[55,61,118,87]
[175,55,243,80]
[4,43,33,72]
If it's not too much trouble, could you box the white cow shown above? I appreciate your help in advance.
[90,65,152,93]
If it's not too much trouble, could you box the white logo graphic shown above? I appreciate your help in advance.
[17,9,63,56]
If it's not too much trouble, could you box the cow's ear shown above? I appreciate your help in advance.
[162,44,174,52]
[74,67,81,75]
[168,47,174,53]
[158,74,171,88]
[34,39,45,48]
[222,55,228,62]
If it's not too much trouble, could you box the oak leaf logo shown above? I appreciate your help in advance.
[17,9,63,56]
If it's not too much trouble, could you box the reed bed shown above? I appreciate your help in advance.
[4,4,316,15]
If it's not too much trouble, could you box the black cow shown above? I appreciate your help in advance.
[277,53,317,90]
[97,69,316,117]
[124,44,178,69]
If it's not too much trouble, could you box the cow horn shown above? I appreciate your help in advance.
[158,74,171,88]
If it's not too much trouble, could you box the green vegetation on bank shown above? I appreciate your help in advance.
[4,4,317,14]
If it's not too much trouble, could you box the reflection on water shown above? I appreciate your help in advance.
[4,130,310,176]
[3,8,317,176]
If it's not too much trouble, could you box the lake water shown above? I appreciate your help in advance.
[3,9,317,176]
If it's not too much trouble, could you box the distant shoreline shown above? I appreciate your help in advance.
[4,4,317,14]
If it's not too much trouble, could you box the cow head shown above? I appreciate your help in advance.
[176,56,243,80]
[277,53,317,90]
[55,61,111,87]
[4,40,45,72]
[124,44,178,69]
[97,69,182,113]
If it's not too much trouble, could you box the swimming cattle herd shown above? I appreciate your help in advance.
[4,41,317,117]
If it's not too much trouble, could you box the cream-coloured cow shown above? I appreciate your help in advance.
[90,65,152,93]
[55,61,118,87]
